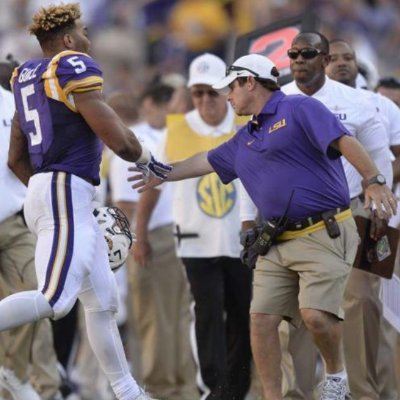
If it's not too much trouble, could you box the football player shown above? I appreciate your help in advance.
[2,3,169,400]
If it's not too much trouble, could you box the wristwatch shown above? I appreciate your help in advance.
[365,174,386,187]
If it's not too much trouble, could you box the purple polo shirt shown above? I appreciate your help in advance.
[208,90,351,221]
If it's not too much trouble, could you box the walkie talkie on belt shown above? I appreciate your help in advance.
[250,218,287,256]
[321,210,341,239]
[249,191,294,257]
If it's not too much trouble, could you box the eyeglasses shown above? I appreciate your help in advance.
[226,65,259,77]
[191,89,220,98]
[287,48,327,60]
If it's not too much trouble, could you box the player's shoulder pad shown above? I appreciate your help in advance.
[52,50,103,90]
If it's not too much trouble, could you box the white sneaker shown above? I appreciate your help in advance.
[320,376,348,400]
[0,367,41,400]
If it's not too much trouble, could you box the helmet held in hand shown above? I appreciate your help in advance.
[93,206,134,271]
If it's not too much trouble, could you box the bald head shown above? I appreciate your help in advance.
[292,32,330,54]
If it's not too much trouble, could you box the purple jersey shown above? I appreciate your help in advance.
[208,91,351,221]
[11,50,104,185]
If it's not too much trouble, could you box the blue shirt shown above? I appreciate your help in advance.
[208,90,351,220]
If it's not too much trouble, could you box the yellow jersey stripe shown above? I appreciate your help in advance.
[63,76,103,95]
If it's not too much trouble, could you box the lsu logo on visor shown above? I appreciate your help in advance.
[269,118,286,133]
[196,174,236,218]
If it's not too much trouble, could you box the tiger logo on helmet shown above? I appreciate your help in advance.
[93,206,134,271]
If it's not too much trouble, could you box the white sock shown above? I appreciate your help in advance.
[111,375,141,400]
[84,309,141,400]
[326,369,347,380]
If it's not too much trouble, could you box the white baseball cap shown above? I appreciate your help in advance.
[187,53,226,88]
[212,54,279,91]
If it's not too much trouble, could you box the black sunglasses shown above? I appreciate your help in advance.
[287,48,327,60]
[226,65,260,77]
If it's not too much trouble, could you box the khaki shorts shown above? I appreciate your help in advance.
[251,217,359,326]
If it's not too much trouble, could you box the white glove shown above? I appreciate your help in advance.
[135,146,172,180]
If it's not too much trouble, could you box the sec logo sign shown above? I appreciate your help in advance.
[196,174,236,218]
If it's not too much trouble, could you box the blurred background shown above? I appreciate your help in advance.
[1,0,399,96]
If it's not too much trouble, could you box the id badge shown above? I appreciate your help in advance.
[366,235,391,263]
[376,235,391,261]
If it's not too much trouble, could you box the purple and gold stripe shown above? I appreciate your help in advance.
[10,66,19,92]
[43,53,74,111]
[42,172,74,306]
[43,50,103,112]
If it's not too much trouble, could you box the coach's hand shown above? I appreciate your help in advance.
[128,165,165,193]
[364,183,397,220]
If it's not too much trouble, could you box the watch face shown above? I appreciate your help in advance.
[377,175,386,184]
[367,174,386,186]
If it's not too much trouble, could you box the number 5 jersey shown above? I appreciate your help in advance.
[11,50,104,185]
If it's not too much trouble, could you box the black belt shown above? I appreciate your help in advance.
[351,193,364,202]
[285,207,349,231]
[15,208,27,226]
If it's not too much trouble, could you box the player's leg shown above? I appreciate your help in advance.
[0,290,53,331]
[0,213,61,399]
[78,224,144,400]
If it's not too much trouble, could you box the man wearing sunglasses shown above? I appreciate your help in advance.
[278,32,394,400]
[326,38,400,400]
[128,52,397,400]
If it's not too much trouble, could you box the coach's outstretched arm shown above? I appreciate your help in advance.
[129,151,213,192]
